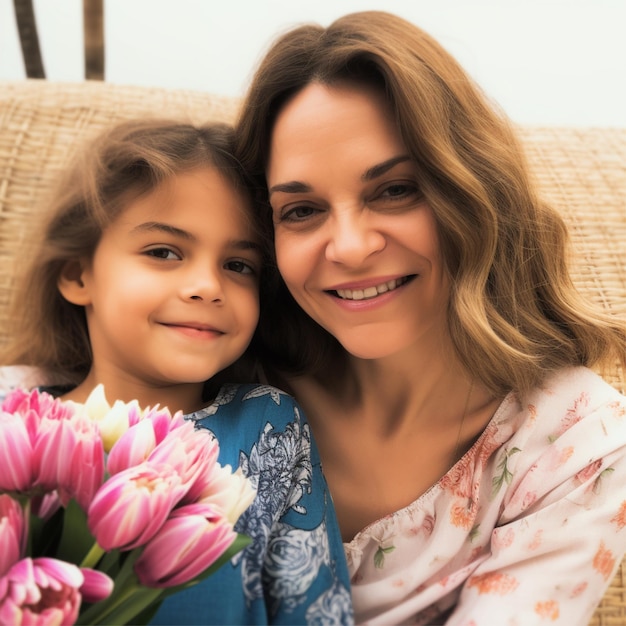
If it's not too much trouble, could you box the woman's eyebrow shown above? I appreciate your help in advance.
[268,181,312,197]
[269,155,412,197]
[362,155,412,181]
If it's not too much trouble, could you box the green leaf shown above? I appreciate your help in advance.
[56,499,97,565]
[77,550,144,625]
[29,506,64,557]
[97,548,123,577]
[90,587,164,625]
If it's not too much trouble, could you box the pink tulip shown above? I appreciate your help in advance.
[148,421,220,504]
[106,406,188,476]
[144,405,185,440]
[31,417,78,493]
[0,413,33,492]
[32,413,104,511]
[61,417,105,511]
[87,462,187,551]
[106,418,158,476]
[0,557,84,626]
[134,503,236,587]
[0,495,25,577]
[79,568,114,604]
[30,492,62,522]
[1,388,74,423]
[197,465,256,525]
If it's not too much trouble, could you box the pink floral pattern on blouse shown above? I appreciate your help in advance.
[345,367,626,625]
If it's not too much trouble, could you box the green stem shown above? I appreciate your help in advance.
[80,542,105,569]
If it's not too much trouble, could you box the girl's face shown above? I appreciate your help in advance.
[64,166,261,393]
[267,82,451,361]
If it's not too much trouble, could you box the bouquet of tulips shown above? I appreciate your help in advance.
[0,385,256,625]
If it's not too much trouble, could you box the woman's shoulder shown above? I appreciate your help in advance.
[515,366,625,431]
[494,366,624,428]
[529,365,623,402]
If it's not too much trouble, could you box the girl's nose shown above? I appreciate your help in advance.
[325,212,386,266]
[180,267,224,304]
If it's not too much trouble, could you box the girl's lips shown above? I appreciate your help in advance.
[161,323,224,339]
[329,275,415,301]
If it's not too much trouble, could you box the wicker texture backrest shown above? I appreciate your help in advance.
[0,79,625,624]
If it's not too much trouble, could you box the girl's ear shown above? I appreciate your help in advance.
[57,260,92,305]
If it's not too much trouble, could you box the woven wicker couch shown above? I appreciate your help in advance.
[1,79,625,624]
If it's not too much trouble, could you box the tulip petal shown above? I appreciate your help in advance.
[134,508,236,587]
[0,495,25,577]
[0,414,33,492]
[107,419,157,476]
[80,568,114,603]
[88,462,185,551]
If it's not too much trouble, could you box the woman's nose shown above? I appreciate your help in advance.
[325,212,386,266]
[180,267,224,304]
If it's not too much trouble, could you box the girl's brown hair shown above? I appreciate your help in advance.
[2,119,261,387]
[236,10,626,396]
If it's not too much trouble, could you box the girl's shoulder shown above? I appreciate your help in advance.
[187,383,314,470]
[192,382,303,424]
[0,365,49,402]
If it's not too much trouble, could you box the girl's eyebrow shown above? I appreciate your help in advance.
[131,221,262,252]
[131,221,193,240]
[268,155,412,197]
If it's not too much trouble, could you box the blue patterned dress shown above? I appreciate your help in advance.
[150,383,353,625]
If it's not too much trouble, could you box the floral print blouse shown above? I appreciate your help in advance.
[152,383,353,625]
[346,367,626,625]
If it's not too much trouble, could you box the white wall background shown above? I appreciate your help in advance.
[1,0,625,126]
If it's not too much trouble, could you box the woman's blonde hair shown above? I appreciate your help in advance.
[2,119,261,387]
[236,10,626,396]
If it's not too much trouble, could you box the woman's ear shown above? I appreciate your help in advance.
[58,260,91,305]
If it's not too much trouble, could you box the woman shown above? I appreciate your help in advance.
[235,10,626,625]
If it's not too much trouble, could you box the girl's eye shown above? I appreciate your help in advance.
[279,205,321,222]
[145,247,181,260]
[225,260,256,275]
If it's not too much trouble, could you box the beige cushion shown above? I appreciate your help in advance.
[0,79,625,624]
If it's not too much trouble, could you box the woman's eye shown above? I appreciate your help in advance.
[380,183,419,200]
[225,260,256,275]
[145,247,181,260]
[280,205,320,222]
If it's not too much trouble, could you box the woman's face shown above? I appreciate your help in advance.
[267,82,451,361]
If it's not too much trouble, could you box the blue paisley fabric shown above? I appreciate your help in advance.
[151,383,353,625]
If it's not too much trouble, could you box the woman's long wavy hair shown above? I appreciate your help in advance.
[236,10,626,396]
[2,119,263,388]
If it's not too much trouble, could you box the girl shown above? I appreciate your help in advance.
[0,119,352,624]
[234,11,626,625]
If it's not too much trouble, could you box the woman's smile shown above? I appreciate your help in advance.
[331,275,414,301]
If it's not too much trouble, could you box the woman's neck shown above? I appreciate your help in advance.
[285,348,502,542]
[311,343,473,432]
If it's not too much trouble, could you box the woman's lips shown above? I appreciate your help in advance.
[330,275,414,301]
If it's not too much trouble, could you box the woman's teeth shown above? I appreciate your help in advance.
[335,277,409,301]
